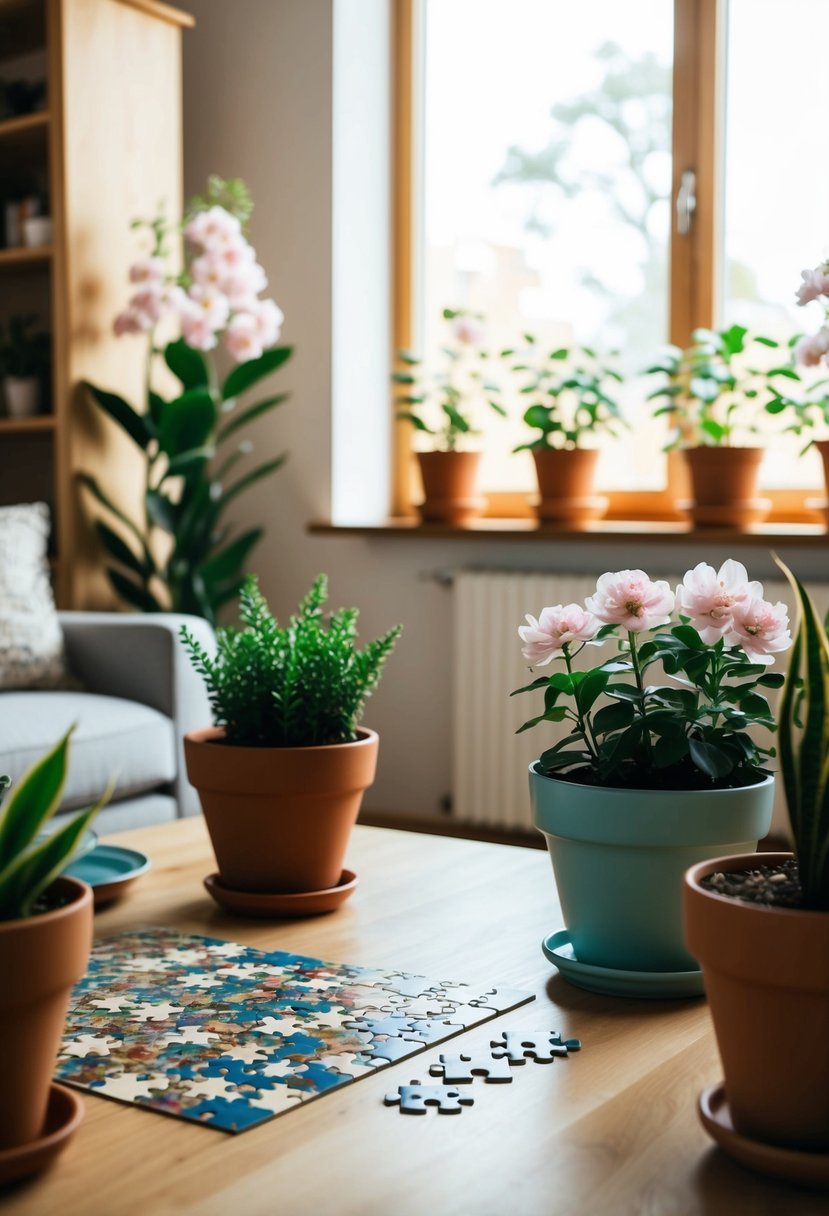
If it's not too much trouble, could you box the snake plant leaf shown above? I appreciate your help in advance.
[0,729,72,884]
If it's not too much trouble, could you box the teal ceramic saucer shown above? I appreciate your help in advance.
[542,929,705,999]
[63,845,150,906]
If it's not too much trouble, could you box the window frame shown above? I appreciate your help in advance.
[391,0,824,526]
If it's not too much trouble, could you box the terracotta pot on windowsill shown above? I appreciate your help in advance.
[807,439,829,529]
[416,450,485,524]
[679,446,770,528]
[531,447,607,527]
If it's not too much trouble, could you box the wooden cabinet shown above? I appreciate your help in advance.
[0,0,192,606]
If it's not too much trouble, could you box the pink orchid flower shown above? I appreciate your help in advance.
[586,570,675,633]
[519,604,600,666]
[675,559,762,643]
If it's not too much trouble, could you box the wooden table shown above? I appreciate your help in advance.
[5,819,823,1216]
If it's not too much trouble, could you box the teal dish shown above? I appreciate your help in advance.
[63,845,150,904]
[530,765,774,976]
[542,930,704,999]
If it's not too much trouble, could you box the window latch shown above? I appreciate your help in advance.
[676,169,697,237]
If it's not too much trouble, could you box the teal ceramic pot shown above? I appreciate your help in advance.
[530,765,774,973]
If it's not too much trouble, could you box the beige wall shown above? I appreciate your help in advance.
[182,0,825,824]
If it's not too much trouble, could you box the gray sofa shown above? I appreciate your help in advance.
[0,613,214,833]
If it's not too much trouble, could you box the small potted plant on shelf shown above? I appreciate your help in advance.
[181,574,401,915]
[684,559,829,1182]
[0,729,108,1181]
[646,325,797,528]
[514,560,789,998]
[505,338,624,526]
[0,314,50,419]
[784,259,829,527]
[393,308,505,524]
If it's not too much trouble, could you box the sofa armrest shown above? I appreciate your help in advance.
[58,612,215,818]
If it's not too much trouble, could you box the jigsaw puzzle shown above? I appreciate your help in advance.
[490,1031,582,1063]
[55,929,533,1133]
[384,1080,475,1115]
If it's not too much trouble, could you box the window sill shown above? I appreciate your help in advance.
[309,518,829,546]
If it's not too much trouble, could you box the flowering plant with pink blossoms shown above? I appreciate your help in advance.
[770,260,829,449]
[79,178,293,624]
[515,559,791,790]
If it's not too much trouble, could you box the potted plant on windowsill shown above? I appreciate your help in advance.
[505,338,624,527]
[781,260,829,528]
[684,560,829,1182]
[393,308,505,524]
[0,729,108,1182]
[514,560,789,998]
[181,574,401,914]
[646,325,797,528]
[0,314,50,419]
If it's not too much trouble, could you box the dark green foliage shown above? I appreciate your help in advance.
[181,575,402,747]
[0,314,51,378]
[507,338,624,451]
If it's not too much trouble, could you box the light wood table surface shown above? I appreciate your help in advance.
[5,818,824,1216]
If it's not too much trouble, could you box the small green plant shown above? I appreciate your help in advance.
[0,729,109,920]
[181,574,402,747]
[393,308,505,451]
[776,557,829,910]
[504,338,624,451]
[646,325,799,449]
[0,314,51,379]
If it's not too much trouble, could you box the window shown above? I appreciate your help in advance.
[393,0,826,521]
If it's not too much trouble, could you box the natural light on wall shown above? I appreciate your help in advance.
[415,0,829,501]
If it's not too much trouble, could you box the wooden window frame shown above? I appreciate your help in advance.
[391,0,824,527]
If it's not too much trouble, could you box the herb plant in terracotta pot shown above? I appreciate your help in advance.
[393,308,504,524]
[0,730,107,1181]
[182,575,401,909]
[685,561,829,1182]
[515,560,789,997]
[647,325,796,528]
[507,339,624,526]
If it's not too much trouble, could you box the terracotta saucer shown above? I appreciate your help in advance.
[699,1082,829,1189]
[0,1083,84,1187]
[203,869,358,918]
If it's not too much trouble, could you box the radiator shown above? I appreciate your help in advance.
[451,569,829,834]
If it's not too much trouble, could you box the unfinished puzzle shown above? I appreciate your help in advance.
[55,929,534,1133]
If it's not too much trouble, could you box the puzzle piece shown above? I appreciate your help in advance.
[490,1031,581,1064]
[179,1075,245,1102]
[362,1036,424,1063]
[428,1052,513,1084]
[342,1014,424,1039]
[127,1001,184,1023]
[90,1071,170,1101]
[247,1085,305,1115]
[59,1033,120,1059]
[384,1080,474,1115]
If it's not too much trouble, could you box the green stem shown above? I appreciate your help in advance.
[563,646,600,767]
[628,630,654,767]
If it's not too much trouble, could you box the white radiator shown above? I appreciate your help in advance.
[451,569,829,834]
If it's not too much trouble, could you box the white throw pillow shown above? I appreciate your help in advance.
[0,502,66,690]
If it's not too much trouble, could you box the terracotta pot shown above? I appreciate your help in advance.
[809,439,829,528]
[416,451,485,524]
[684,852,829,1151]
[184,727,379,894]
[0,877,93,1150]
[531,448,607,526]
[680,447,770,527]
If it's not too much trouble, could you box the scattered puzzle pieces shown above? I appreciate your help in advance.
[490,1031,582,1064]
[384,1080,475,1115]
[428,1052,513,1084]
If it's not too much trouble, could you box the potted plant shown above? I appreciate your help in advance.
[684,560,829,1176]
[506,338,624,526]
[182,574,401,909]
[0,314,51,418]
[646,325,797,528]
[393,308,505,524]
[79,176,293,624]
[514,560,789,997]
[0,729,107,1176]
[780,259,829,528]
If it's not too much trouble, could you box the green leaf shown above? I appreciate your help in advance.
[218,393,288,443]
[653,732,690,769]
[84,382,152,449]
[106,568,162,612]
[149,391,167,427]
[688,737,734,779]
[199,528,262,587]
[95,521,151,579]
[146,489,179,533]
[591,700,635,735]
[576,669,609,713]
[216,456,287,514]
[163,444,216,477]
[0,729,72,883]
[221,346,293,401]
[77,473,147,548]
[158,388,217,458]
[164,339,209,390]
[511,675,553,696]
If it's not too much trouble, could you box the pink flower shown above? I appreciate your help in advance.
[519,604,600,666]
[794,328,829,368]
[125,287,164,328]
[180,302,218,351]
[189,254,226,289]
[586,569,675,633]
[726,597,791,663]
[113,308,148,336]
[452,312,485,346]
[795,266,829,307]
[224,312,264,363]
[187,283,230,331]
[223,262,268,308]
[184,205,242,252]
[129,257,165,286]
[249,298,284,347]
[675,559,762,643]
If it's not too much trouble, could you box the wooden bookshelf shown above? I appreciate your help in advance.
[0,109,49,143]
[0,244,52,271]
[0,413,55,434]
